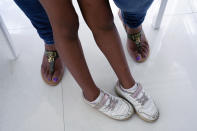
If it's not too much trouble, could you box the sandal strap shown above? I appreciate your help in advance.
[45,50,59,75]
[127,31,142,53]
[127,31,141,43]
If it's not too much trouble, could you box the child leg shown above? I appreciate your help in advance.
[77,0,159,122]
[38,0,134,120]
[39,0,99,101]
[78,0,135,89]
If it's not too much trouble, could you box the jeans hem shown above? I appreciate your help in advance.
[44,40,54,45]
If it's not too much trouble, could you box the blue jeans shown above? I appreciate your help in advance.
[14,0,54,44]
[14,0,153,45]
[114,0,154,28]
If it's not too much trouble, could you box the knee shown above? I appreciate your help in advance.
[52,17,79,41]
[89,14,115,34]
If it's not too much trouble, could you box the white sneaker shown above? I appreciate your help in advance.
[83,89,134,120]
[115,81,159,122]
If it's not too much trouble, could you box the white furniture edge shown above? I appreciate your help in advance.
[0,15,17,59]
[153,0,168,29]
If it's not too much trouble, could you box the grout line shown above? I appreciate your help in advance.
[61,82,66,131]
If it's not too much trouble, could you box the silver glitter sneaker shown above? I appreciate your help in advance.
[115,81,159,122]
[83,89,134,120]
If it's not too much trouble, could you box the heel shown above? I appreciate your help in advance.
[115,87,124,99]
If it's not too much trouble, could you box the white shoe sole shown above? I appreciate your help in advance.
[115,87,159,122]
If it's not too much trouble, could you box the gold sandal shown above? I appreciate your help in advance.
[41,50,63,86]
[118,11,149,63]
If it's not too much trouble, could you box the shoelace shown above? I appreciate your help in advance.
[136,91,148,106]
[103,94,118,112]
[124,83,148,106]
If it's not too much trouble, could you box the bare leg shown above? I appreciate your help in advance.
[77,0,135,89]
[39,0,99,101]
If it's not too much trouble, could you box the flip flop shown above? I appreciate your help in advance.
[118,11,149,63]
[127,31,150,63]
[41,50,64,86]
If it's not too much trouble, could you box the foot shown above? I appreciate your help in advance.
[126,26,150,62]
[41,44,64,86]
[115,81,159,122]
[118,11,149,63]
[83,89,134,120]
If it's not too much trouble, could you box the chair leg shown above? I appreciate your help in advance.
[0,15,17,59]
[153,0,168,30]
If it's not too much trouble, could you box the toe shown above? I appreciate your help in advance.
[135,53,142,62]
[46,69,52,81]
[41,64,46,75]
[41,64,49,80]
[140,42,149,58]
[141,47,148,58]
[52,70,61,83]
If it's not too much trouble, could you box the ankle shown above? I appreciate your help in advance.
[120,80,136,89]
[126,25,142,34]
[83,88,100,102]
[45,44,56,51]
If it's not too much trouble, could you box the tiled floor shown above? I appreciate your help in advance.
[0,0,197,131]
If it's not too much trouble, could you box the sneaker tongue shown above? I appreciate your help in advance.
[121,83,138,93]
[121,83,143,99]
[90,91,112,110]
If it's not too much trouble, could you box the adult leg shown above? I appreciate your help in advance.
[14,0,64,85]
[77,0,135,89]
[39,0,100,101]
[115,0,154,62]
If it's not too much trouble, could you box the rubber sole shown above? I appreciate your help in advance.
[115,87,159,123]
[126,42,150,63]
[89,101,134,121]
[84,97,134,121]
[41,69,63,86]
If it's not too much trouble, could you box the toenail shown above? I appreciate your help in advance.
[136,56,141,61]
[53,77,58,82]
[48,78,51,81]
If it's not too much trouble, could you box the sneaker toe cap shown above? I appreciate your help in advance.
[138,104,159,122]
[113,100,134,120]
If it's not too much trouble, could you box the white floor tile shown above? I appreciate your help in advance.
[0,0,33,29]
[61,12,197,131]
[1,0,197,131]
[0,28,64,131]
[0,27,16,60]
[190,0,197,12]
[150,0,193,16]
